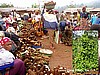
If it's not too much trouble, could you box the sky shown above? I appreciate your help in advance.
[0,0,95,8]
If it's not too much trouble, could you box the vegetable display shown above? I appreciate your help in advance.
[72,30,98,73]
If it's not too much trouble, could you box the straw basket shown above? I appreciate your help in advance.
[45,5,55,10]
[44,1,56,10]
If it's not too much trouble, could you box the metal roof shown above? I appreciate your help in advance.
[0,7,39,12]
[64,8,94,13]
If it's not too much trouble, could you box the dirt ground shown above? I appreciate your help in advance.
[39,30,72,72]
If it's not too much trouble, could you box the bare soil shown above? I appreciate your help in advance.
[39,30,72,71]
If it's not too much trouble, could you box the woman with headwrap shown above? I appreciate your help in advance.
[0,37,26,75]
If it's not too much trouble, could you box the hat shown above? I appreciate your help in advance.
[0,37,11,46]
[97,12,100,15]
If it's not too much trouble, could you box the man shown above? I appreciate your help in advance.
[94,12,100,25]
[90,14,97,25]
[60,11,65,21]
[80,6,90,30]
[90,12,100,38]
[80,6,90,19]
[3,13,13,29]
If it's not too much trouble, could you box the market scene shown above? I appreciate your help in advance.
[0,0,100,75]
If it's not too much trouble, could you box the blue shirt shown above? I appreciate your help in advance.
[94,18,100,25]
[90,16,97,25]
[80,12,89,19]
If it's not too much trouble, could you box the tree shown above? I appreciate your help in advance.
[79,3,84,7]
[32,3,39,8]
[0,3,14,8]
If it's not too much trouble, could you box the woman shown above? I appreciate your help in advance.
[0,37,26,75]
[0,37,15,75]
[12,21,19,35]
[77,9,81,23]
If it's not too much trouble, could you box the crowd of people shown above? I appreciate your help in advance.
[0,5,100,75]
[0,8,43,75]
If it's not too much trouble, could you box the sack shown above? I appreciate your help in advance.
[54,30,59,44]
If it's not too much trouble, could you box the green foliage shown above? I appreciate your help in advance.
[0,3,14,8]
[72,31,98,73]
[32,3,39,8]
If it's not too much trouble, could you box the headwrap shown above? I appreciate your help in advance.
[0,37,11,46]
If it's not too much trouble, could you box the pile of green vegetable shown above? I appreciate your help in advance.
[72,30,98,73]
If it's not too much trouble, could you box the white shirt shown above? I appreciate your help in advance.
[0,48,15,66]
[35,15,41,22]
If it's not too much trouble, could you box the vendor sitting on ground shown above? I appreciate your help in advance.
[0,37,26,75]
[0,37,15,75]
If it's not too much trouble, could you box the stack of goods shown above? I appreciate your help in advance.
[18,21,44,37]
[15,47,50,70]
[15,22,53,74]
[18,22,34,38]
[52,66,70,75]
[25,65,70,75]
[44,1,56,10]
[34,22,44,37]
[26,63,51,75]
[15,38,52,74]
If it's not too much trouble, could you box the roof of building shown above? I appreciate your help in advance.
[64,8,100,13]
